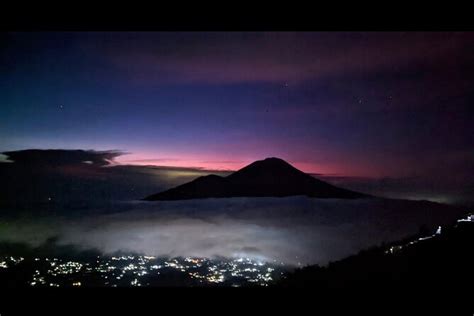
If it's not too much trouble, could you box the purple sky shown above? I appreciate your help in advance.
[1,32,473,202]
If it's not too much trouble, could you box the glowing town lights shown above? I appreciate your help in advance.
[123,263,138,271]
[207,274,225,283]
[2,254,285,287]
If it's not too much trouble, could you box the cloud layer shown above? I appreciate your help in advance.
[0,197,463,265]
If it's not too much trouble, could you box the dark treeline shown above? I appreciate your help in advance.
[276,220,474,303]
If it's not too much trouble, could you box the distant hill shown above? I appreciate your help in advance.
[276,215,474,300]
[144,157,369,201]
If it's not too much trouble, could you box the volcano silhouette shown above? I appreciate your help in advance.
[144,157,369,201]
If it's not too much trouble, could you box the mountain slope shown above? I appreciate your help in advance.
[277,217,474,301]
[144,157,368,200]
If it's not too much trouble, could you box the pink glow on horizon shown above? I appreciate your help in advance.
[116,157,245,172]
[114,152,382,178]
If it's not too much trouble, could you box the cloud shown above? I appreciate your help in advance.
[0,149,222,211]
[2,149,124,167]
[104,32,474,85]
[0,197,463,265]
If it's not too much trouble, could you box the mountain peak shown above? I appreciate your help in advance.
[144,158,369,201]
[258,157,294,167]
[237,157,296,170]
[259,157,289,164]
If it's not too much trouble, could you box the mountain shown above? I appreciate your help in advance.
[277,215,474,301]
[144,157,369,201]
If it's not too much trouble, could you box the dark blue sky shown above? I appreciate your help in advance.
[1,32,473,190]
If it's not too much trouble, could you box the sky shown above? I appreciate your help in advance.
[1,32,474,203]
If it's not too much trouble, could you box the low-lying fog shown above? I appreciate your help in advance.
[0,197,463,266]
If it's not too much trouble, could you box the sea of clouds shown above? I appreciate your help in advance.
[0,197,463,266]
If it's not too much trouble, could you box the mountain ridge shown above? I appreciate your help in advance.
[144,157,369,201]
